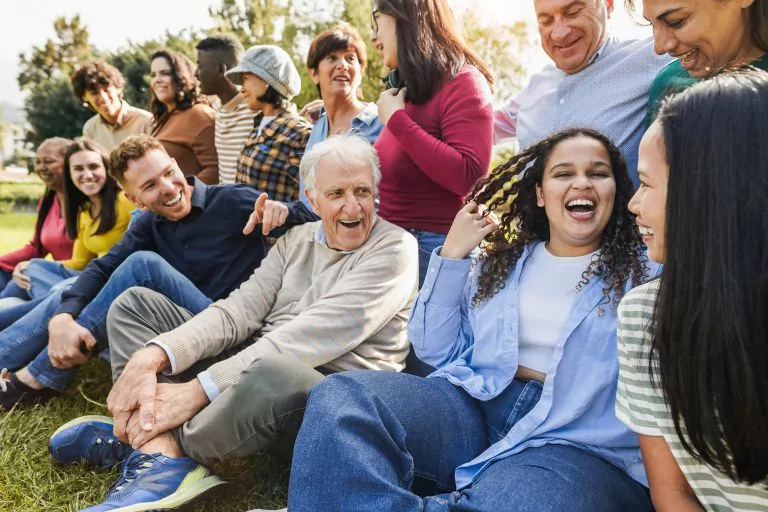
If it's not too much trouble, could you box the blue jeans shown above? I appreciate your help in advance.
[0,269,28,300]
[288,371,652,512]
[23,259,80,300]
[0,275,79,331]
[0,251,213,391]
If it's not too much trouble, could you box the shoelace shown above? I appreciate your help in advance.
[108,452,162,494]
[85,436,132,469]
[0,369,9,393]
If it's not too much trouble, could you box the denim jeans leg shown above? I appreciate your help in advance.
[0,290,64,375]
[0,272,29,300]
[288,371,488,512]
[0,270,10,290]
[26,251,213,392]
[23,259,81,300]
[443,444,652,512]
[0,296,48,331]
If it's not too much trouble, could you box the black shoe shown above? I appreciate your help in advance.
[0,368,62,410]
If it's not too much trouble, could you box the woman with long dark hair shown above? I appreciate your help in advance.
[627,0,768,123]
[16,138,134,298]
[0,138,134,401]
[617,70,768,510]
[0,138,73,301]
[0,139,133,326]
[371,0,494,286]
[149,49,218,184]
[286,129,656,512]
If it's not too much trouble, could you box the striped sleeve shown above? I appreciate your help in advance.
[616,280,666,437]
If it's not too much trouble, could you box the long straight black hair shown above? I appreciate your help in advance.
[652,69,768,483]
[62,138,120,240]
[373,0,493,104]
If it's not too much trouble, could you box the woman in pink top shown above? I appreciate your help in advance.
[0,138,74,300]
[372,0,495,288]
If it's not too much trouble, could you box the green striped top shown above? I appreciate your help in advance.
[616,280,768,511]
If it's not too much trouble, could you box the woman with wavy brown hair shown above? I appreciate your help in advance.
[149,49,219,184]
[285,128,657,512]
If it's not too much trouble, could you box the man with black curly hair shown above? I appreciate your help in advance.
[71,61,153,151]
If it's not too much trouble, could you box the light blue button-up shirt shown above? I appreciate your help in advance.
[494,35,672,187]
[299,102,383,208]
[409,242,660,490]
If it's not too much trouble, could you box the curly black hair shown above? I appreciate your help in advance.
[467,127,648,308]
[149,49,203,125]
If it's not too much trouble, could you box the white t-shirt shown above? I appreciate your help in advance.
[517,242,598,373]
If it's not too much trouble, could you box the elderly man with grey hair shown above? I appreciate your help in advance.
[50,134,419,512]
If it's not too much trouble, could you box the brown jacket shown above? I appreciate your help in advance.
[152,104,219,184]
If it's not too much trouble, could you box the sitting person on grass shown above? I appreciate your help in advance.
[0,138,133,328]
[0,134,315,409]
[284,128,659,512]
[49,134,418,512]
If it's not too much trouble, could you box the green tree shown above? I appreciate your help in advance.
[17,15,96,90]
[24,76,93,147]
[460,11,530,104]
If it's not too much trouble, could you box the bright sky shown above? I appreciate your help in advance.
[1,0,650,108]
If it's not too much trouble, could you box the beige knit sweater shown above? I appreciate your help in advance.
[156,218,419,392]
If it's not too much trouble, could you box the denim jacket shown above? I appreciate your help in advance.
[409,241,659,489]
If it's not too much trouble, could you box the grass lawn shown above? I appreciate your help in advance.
[0,213,290,511]
[0,213,38,253]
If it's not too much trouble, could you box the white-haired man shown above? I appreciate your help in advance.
[50,134,419,512]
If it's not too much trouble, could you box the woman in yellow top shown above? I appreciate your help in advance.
[0,138,133,322]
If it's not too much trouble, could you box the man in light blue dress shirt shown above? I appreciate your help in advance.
[494,0,671,186]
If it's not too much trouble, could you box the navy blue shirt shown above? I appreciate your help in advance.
[56,177,317,318]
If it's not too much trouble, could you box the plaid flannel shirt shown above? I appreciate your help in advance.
[235,110,312,202]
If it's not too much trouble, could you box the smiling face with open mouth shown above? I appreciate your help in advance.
[537,135,617,256]
[535,0,611,74]
[629,121,668,263]
[643,0,764,79]
[122,149,193,222]
[307,155,376,252]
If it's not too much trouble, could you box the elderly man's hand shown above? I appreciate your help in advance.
[440,201,498,260]
[11,261,31,291]
[377,87,406,126]
[107,345,169,444]
[48,314,97,368]
[243,192,290,236]
[124,380,210,448]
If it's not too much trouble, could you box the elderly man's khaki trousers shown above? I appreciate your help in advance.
[106,286,325,464]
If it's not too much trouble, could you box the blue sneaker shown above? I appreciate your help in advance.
[80,451,224,511]
[49,415,133,470]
